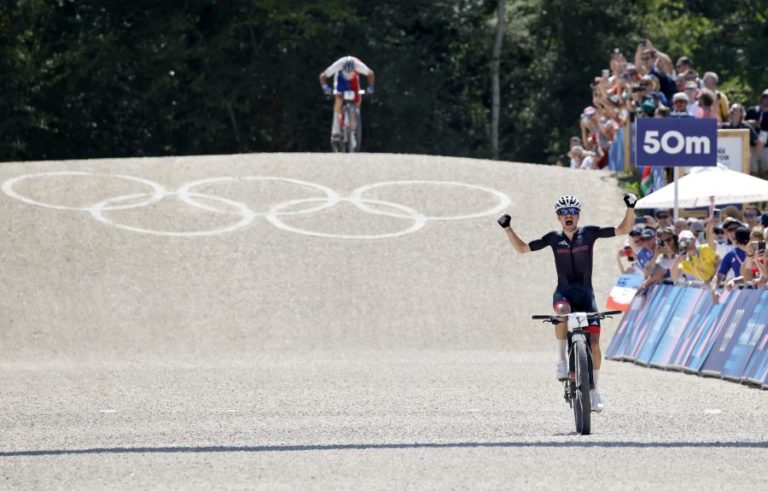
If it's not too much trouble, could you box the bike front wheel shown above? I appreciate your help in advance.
[573,337,592,435]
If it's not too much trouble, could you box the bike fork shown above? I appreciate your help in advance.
[567,332,594,390]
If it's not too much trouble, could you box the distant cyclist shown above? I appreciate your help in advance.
[497,193,636,412]
[319,55,375,146]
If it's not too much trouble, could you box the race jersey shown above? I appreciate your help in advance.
[322,56,370,105]
[529,225,616,288]
[321,56,372,79]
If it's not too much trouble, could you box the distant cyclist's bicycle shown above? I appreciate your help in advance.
[531,310,621,435]
[331,89,365,153]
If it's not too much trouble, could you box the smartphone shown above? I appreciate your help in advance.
[602,69,610,78]
[634,216,647,225]
[713,209,721,219]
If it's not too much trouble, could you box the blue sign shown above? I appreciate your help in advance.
[636,118,717,167]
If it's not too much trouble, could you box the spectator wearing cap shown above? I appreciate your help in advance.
[654,209,672,228]
[635,227,658,276]
[717,216,744,257]
[713,225,730,258]
[716,227,751,286]
[639,74,668,107]
[673,227,720,289]
[671,93,692,117]
[722,216,744,247]
[684,81,699,115]
[701,72,730,122]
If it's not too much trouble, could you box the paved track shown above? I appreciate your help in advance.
[0,153,765,489]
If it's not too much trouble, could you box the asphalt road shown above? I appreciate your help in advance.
[0,153,765,489]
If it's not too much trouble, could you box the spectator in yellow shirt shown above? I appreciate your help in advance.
[672,228,720,290]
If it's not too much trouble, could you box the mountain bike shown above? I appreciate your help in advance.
[531,310,622,435]
[331,89,365,153]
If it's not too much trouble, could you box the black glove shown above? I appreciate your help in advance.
[623,193,638,208]
[497,214,511,228]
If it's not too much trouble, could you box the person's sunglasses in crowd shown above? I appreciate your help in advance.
[556,207,580,216]
[657,235,675,248]
[714,228,726,242]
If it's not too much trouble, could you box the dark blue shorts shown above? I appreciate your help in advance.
[552,285,600,333]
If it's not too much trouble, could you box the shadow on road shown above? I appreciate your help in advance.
[2,440,766,457]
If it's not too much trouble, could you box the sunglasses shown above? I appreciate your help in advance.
[660,237,674,244]
[556,207,580,216]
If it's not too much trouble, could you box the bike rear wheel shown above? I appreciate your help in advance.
[573,337,592,435]
[344,105,357,153]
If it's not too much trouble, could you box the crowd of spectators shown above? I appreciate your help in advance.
[560,39,768,175]
[617,205,768,300]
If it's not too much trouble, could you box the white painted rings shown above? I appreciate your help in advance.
[2,172,511,239]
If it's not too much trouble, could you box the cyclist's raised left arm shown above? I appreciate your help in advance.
[615,193,637,235]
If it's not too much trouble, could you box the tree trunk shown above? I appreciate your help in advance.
[490,0,505,160]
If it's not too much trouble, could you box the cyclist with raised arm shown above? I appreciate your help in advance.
[319,55,375,147]
[497,193,636,411]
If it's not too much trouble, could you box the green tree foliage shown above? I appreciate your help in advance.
[1,0,767,163]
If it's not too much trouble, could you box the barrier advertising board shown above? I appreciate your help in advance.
[605,283,768,388]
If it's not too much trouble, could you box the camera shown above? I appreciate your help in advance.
[657,239,665,247]
[679,239,690,253]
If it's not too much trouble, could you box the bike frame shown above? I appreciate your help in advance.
[332,89,365,153]
[531,310,621,435]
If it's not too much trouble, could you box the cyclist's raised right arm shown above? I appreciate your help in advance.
[498,214,530,253]
[504,227,532,254]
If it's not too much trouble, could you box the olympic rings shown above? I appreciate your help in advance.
[2,172,512,240]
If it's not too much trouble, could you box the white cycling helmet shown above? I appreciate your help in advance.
[342,57,356,74]
[554,195,581,212]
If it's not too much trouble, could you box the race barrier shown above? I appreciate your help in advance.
[606,284,768,388]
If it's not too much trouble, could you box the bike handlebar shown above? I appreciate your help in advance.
[531,310,623,323]
[332,90,367,95]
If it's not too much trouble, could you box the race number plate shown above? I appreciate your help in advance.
[343,90,356,101]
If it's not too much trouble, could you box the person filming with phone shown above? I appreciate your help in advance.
[671,217,720,290]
